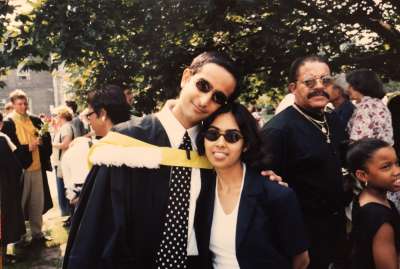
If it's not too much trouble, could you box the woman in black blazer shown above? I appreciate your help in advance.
[196,103,309,269]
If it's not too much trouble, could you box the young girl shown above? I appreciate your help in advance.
[347,138,400,269]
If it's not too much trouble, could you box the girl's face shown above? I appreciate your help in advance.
[348,85,363,103]
[360,146,400,192]
[204,112,245,170]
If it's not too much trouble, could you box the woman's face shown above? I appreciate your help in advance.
[348,85,363,103]
[204,112,245,170]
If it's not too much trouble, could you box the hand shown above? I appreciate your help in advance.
[261,170,288,187]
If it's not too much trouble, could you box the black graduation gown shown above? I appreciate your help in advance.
[0,136,26,244]
[63,115,214,269]
[2,116,53,215]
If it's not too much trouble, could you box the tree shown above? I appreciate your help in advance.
[0,0,14,87]
[2,0,400,112]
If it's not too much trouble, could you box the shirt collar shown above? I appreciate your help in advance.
[11,111,30,121]
[156,102,199,149]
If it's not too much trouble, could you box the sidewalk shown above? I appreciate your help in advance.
[6,172,68,269]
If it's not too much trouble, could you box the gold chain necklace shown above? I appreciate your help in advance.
[292,104,331,144]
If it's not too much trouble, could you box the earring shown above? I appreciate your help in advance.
[365,181,368,187]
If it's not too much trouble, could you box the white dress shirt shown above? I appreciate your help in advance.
[156,104,201,256]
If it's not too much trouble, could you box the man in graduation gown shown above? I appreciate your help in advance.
[261,56,348,269]
[1,90,53,245]
[63,51,241,269]
[0,112,25,258]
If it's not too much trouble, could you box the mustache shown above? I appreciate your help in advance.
[307,91,330,99]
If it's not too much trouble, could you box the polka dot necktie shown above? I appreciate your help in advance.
[155,132,193,269]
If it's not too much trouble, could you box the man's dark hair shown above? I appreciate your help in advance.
[288,55,329,83]
[188,51,241,102]
[346,69,385,99]
[196,102,264,168]
[346,138,390,174]
[65,100,78,114]
[87,84,131,125]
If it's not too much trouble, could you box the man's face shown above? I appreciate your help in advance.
[124,89,134,106]
[86,106,106,136]
[173,63,236,129]
[290,61,331,111]
[13,98,29,115]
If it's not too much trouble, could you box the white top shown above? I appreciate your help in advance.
[210,164,246,269]
[155,103,201,256]
[0,132,17,152]
[61,137,96,200]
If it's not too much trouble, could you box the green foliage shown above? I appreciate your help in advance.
[2,0,400,112]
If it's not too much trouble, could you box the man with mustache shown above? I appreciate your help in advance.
[261,56,348,269]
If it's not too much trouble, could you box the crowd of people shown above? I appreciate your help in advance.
[1,51,400,269]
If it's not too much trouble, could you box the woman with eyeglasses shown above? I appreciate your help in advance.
[195,103,309,269]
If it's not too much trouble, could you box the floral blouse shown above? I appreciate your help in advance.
[347,96,394,145]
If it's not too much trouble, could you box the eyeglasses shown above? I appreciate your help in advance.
[195,78,228,105]
[85,111,96,119]
[204,128,243,143]
[297,75,333,88]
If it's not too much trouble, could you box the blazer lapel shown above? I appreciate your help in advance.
[236,169,262,251]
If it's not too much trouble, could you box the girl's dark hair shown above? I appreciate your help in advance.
[346,138,391,174]
[87,84,131,125]
[196,102,264,167]
[0,112,3,122]
[346,69,385,99]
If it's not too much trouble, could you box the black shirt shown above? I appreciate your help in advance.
[261,106,346,216]
[351,200,400,269]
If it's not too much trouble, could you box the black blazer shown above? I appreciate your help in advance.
[196,168,309,269]
[63,115,215,269]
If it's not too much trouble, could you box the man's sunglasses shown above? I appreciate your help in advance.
[204,128,243,143]
[195,79,228,105]
[298,75,333,88]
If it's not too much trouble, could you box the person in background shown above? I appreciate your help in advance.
[196,103,309,269]
[62,85,131,220]
[325,73,355,129]
[346,69,400,212]
[346,138,400,269]
[346,69,392,145]
[0,112,25,264]
[1,89,53,246]
[51,105,74,218]
[3,102,14,117]
[65,100,88,138]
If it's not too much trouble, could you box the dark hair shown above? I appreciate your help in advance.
[346,138,391,174]
[0,112,3,122]
[196,102,264,167]
[65,100,78,114]
[346,69,385,99]
[87,84,131,125]
[188,51,241,102]
[288,55,329,83]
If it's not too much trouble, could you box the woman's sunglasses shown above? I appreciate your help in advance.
[195,79,228,105]
[204,128,243,143]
